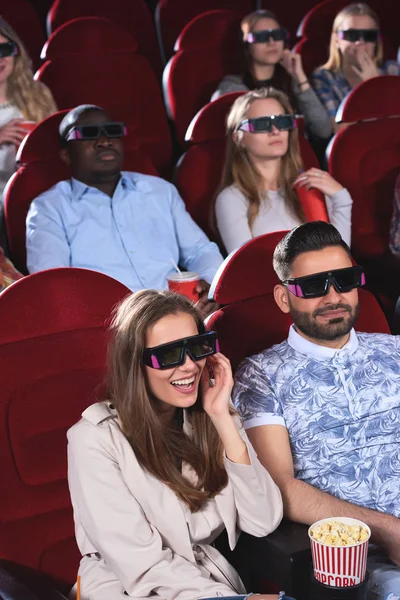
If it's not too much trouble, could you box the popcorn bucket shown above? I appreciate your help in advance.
[308,517,371,587]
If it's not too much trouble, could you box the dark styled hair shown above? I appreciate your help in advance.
[273,221,352,281]
[59,104,105,147]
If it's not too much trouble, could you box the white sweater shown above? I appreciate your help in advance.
[215,185,353,254]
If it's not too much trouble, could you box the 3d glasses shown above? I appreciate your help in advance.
[65,122,127,142]
[238,114,295,133]
[0,42,18,58]
[338,29,380,43]
[282,266,366,299]
[143,331,219,370]
[246,28,289,43]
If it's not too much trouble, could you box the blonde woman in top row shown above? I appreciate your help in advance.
[214,88,352,255]
[67,290,286,600]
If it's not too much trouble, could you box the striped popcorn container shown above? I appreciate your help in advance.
[308,517,371,587]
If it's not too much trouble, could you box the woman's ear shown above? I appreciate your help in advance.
[273,284,291,314]
[232,130,242,147]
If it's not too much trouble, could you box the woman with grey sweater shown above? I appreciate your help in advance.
[212,10,332,141]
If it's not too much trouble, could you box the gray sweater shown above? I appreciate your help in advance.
[211,74,333,140]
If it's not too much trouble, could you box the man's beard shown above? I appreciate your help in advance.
[288,299,360,342]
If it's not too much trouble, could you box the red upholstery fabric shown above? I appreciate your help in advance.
[0,0,45,70]
[163,48,240,146]
[155,0,253,62]
[176,95,318,240]
[292,37,330,77]
[35,54,172,175]
[0,268,130,586]
[47,0,162,76]
[6,111,157,272]
[336,76,400,123]
[41,17,138,61]
[327,117,400,260]
[207,232,390,370]
[175,9,244,52]
[259,0,318,39]
[295,185,329,222]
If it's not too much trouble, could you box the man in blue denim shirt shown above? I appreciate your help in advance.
[26,105,223,317]
[233,222,400,600]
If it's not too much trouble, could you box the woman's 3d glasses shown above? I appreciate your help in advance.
[282,266,366,299]
[238,114,295,133]
[246,28,289,43]
[0,41,18,58]
[338,29,380,43]
[143,331,219,370]
[65,122,127,142]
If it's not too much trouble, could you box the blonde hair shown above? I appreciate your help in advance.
[107,289,230,513]
[0,19,57,121]
[214,87,304,234]
[322,3,383,72]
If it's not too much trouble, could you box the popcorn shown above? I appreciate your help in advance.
[310,520,369,546]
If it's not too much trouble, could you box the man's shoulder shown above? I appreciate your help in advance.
[123,171,177,196]
[32,179,73,206]
[356,331,399,352]
[236,339,292,376]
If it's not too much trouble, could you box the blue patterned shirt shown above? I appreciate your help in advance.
[389,173,400,257]
[233,326,400,516]
[311,61,400,117]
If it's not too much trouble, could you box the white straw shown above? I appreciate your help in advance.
[170,258,181,274]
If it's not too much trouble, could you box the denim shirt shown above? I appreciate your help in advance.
[233,326,400,516]
[26,172,223,291]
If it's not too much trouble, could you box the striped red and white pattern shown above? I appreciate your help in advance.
[308,517,370,588]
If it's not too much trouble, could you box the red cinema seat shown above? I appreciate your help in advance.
[336,75,400,123]
[327,117,400,261]
[0,267,130,589]
[155,0,253,62]
[41,17,138,61]
[175,9,244,52]
[6,110,157,272]
[259,0,317,40]
[35,54,172,176]
[47,0,162,76]
[175,93,319,240]
[0,0,45,71]
[207,232,390,370]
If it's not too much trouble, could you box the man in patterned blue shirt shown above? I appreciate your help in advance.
[233,221,400,599]
[26,105,223,317]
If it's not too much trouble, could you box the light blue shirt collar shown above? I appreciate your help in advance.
[287,324,358,360]
[70,173,136,201]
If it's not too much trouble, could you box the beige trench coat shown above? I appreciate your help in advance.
[67,402,283,600]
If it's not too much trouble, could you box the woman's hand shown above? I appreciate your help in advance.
[0,119,28,146]
[295,168,344,197]
[201,352,233,421]
[280,49,308,86]
[351,49,380,82]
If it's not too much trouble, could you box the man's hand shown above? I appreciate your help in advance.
[195,279,219,319]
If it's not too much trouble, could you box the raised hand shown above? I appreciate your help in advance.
[0,119,28,146]
[201,352,233,421]
[280,49,307,86]
[351,49,380,82]
[295,168,344,198]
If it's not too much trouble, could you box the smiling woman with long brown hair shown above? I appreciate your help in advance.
[67,289,286,600]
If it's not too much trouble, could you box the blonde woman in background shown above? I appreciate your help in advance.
[312,3,399,132]
[0,18,57,195]
[212,10,332,140]
[213,88,352,254]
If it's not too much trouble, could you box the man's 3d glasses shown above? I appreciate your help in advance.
[65,122,127,142]
[143,331,219,370]
[282,266,366,299]
[238,114,295,133]
[245,28,289,44]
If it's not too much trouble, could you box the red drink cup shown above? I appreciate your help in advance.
[17,121,36,150]
[294,182,329,222]
[167,272,200,302]
[309,517,371,588]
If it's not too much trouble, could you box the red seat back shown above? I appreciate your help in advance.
[155,0,253,62]
[47,0,161,76]
[6,111,157,272]
[207,232,390,369]
[336,75,400,123]
[35,54,172,175]
[0,0,45,70]
[327,117,400,260]
[259,0,318,40]
[175,94,319,239]
[175,9,244,53]
[0,268,130,586]
[41,17,138,61]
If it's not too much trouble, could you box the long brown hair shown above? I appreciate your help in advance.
[107,290,229,512]
[0,19,57,121]
[214,87,304,233]
[240,10,295,106]
[321,3,383,72]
